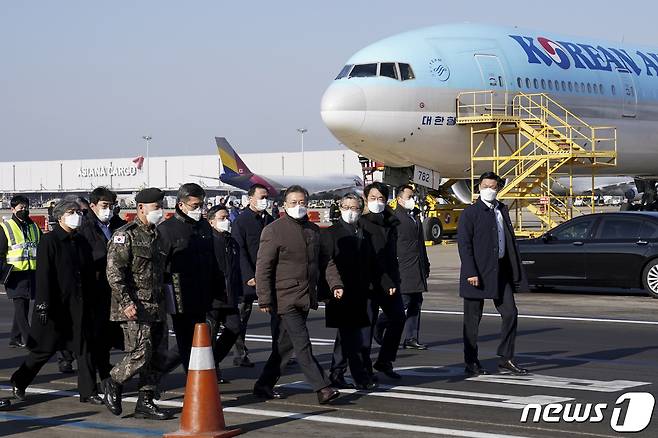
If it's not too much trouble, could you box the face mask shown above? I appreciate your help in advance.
[64,213,82,230]
[146,209,163,225]
[367,200,385,214]
[97,208,113,223]
[15,210,30,221]
[480,187,498,202]
[341,209,360,224]
[286,205,307,219]
[255,198,269,212]
[214,219,231,233]
[400,197,416,210]
[186,208,202,222]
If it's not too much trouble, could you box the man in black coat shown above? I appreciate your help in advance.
[10,199,96,402]
[206,205,242,381]
[230,183,274,367]
[158,183,223,373]
[377,185,430,350]
[76,187,123,403]
[320,193,376,390]
[457,172,529,376]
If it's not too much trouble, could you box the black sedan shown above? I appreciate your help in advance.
[517,212,658,298]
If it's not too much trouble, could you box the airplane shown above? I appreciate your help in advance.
[320,23,658,202]
[197,137,363,197]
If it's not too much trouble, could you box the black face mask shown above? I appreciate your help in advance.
[15,210,30,221]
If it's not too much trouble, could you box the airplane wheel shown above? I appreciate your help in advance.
[423,217,443,244]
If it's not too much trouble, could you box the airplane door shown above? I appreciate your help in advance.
[474,54,508,111]
[617,68,637,118]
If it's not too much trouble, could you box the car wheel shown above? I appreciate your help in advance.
[423,217,442,244]
[642,259,658,299]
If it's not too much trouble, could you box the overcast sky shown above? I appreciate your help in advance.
[1,1,656,162]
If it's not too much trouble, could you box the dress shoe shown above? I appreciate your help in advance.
[253,385,284,400]
[233,356,255,368]
[134,391,173,420]
[374,362,401,379]
[9,340,26,348]
[0,398,10,409]
[330,375,355,390]
[11,380,26,401]
[402,339,428,350]
[80,393,104,405]
[354,380,378,391]
[464,361,490,376]
[102,377,123,416]
[317,386,340,404]
[498,359,529,375]
[216,368,230,384]
[58,360,74,374]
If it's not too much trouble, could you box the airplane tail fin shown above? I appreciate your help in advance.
[215,137,253,176]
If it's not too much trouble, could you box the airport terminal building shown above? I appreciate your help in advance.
[0,149,362,204]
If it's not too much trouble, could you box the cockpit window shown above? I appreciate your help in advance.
[379,62,398,79]
[399,63,415,81]
[349,63,378,78]
[335,64,353,80]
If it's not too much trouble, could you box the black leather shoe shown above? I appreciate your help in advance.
[9,340,26,348]
[330,375,355,390]
[102,377,123,416]
[233,356,255,368]
[464,361,490,376]
[253,385,284,400]
[216,368,230,384]
[374,362,401,379]
[317,386,340,404]
[11,380,26,401]
[498,359,529,375]
[134,391,173,420]
[80,393,104,405]
[354,380,378,391]
[0,398,10,409]
[58,360,74,374]
[402,339,428,350]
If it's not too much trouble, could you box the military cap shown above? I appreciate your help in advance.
[135,188,165,204]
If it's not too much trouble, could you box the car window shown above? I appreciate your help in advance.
[594,217,643,240]
[640,220,658,239]
[551,218,595,241]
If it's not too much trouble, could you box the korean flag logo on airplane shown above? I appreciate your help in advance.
[537,37,570,69]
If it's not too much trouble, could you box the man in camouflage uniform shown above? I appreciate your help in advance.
[102,188,172,420]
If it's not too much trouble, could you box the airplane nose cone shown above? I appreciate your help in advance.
[320,82,366,140]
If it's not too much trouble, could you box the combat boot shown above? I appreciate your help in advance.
[102,377,123,416]
[134,391,173,420]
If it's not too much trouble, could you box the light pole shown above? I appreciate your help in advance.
[141,136,152,186]
[296,128,307,176]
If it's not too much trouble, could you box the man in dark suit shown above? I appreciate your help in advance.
[230,183,274,367]
[457,172,529,376]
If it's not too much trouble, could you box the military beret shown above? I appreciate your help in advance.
[135,187,164,204]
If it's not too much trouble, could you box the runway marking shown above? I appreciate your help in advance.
[0,412,163,436]
[278,381,573,410]
[0,385,532,438]
[394,367,651,392]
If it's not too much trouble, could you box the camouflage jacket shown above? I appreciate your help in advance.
[106,218,166,322]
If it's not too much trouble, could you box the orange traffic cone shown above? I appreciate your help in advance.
[164,323,241,438]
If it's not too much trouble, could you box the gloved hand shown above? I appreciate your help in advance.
[35,303,48,325]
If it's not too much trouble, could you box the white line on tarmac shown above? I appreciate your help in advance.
[0,385,532,438]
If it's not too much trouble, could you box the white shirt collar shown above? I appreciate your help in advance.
[481,198,497,210]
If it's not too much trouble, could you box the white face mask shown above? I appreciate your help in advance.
[367,200,385,214]
[286,205,307,219]
[400,197,416,210]
[479,187,498,202]
[341,209,361,224]
[186,208,202,222]
[214,219,231,233]
[64,212,82,230]
[97,208,113,223]
[254,198,269,212]
[146,209,164,225]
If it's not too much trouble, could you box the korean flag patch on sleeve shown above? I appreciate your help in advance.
[113,235,126,244]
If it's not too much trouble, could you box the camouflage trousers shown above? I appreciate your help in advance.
[110,320,168,392]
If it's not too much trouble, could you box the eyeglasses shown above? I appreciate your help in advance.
[340,206,362,212]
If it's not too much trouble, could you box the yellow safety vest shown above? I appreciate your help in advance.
[1,219,40,271]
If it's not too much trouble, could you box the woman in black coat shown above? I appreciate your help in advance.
[10,199,95,402]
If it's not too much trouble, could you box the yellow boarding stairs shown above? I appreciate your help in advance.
[456,91,617,237]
